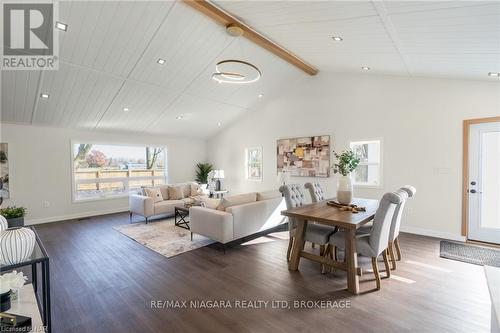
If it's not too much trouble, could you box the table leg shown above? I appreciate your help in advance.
[32,263,37,293]
[288,219,307,271]
[345,228,359,294]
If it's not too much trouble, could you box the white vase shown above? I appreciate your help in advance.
[0,216,7,233]
[337,174,353,205]
[0,227,36,265]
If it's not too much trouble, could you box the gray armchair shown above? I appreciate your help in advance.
[279,184,336,264]
[328,192,403,290]
[304,182,326,202]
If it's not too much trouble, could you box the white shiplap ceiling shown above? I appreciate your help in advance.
[2,1,499,138]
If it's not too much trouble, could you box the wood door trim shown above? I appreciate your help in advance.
[462,116,500,237]
[183,0,318,76]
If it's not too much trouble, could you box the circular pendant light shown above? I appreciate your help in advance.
[212,59,261,84]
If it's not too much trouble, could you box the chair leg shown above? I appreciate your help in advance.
[394,237,402,261]
[286,237,294,262]
[382,250,391,278]
[371,257,381,290]
[319,244,326,272]
[145,217,148,224]
[388,241,397,270]
[312,243,315,249]
[129,212,133,223]
[333,246,338,261]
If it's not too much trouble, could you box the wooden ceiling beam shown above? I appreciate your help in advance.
[183,0,318,76]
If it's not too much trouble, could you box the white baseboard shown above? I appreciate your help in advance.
[400,225,466,242]
[25,207,129,225]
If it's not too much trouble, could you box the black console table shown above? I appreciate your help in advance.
[1,227,51,333]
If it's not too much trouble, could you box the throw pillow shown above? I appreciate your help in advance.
[201,197,222,210]
[144,187,163,203]
[158,185,169,200]
[182,184,192,198]
[190,183,201,196]
[168,186,184,200]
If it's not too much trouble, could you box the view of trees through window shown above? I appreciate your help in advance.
[73,143,166,200]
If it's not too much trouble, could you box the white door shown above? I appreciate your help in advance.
[468,121,500,244]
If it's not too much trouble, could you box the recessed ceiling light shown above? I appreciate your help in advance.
[258,93,264,98]
[488,72,499,77]
[123,107,129,112]
[55,21,68,31]
[361,66,371,71]
[157,58,166,65]
[217,122,222,127]
[176,115,183,120]
[332,36,343,41]
[40,93,49,99]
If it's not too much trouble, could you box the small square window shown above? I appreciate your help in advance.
[349,140,382,187]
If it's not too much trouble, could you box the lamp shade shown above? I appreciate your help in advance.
[277,170,291,185]
[214,170,225,179]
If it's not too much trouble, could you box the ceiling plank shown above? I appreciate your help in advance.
[183,0,318,76]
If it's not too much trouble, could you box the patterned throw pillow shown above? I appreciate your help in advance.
[168,186,185,200]
[144,187,163,203]
[190,183,201,196]
[201,197,222,210]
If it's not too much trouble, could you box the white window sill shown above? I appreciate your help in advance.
[353,184,383,190]
[72,194,129,203]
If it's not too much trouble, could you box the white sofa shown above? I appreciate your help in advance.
[129,182,206,223]
[189,190,287,244]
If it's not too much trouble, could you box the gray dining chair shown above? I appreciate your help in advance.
[327,192,403,290]
[304,182,326,202]
[279,184,336,266]
[392,185,416,263]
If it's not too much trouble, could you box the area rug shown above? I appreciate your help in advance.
[440,241,500,267]
[114,219,215,258]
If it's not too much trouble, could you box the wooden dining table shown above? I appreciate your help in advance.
[281,197,379,294]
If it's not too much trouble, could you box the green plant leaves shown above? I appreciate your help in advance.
[332,150,360,176]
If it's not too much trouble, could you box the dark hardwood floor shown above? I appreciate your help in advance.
[34,212,490,333]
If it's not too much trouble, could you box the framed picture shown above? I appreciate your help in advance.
[245,147,263,181]
[277,135,330,177]
[0,143,9,199]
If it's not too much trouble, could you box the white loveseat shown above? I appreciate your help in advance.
[189,190,287,244]
[129,182,206,223]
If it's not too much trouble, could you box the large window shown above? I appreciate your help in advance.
[350,140,382,187]
[72,142,167,201]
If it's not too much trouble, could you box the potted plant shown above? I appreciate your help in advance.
[195,162,213,184]
[0,271,28,311]
[0,206,27,227]
[332,150,360,204]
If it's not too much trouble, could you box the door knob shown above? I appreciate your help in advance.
[470,181,476,186]
[470,189,477,193]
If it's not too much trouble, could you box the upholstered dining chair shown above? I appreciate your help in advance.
[304,182,326,202]
[392,185,416,263]
[327,192,403,290]
[279,184,336,265]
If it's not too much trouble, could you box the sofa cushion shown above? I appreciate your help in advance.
[201,197,222,210]
[168,186,185,200]
[144,187,163,203]
[154,200,183,215]
[257,190,282,201]
[219,192,257,211]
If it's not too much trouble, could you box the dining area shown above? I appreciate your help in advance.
[280,182,416,295]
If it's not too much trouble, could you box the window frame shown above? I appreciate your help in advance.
[245,146,263,182]
[349,139,383,189]
[70,140,168,203]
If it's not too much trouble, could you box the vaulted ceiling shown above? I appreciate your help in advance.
[2,1,499,138]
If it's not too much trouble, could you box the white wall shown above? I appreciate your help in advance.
[208,72,500,240]
[0,123,206,224]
